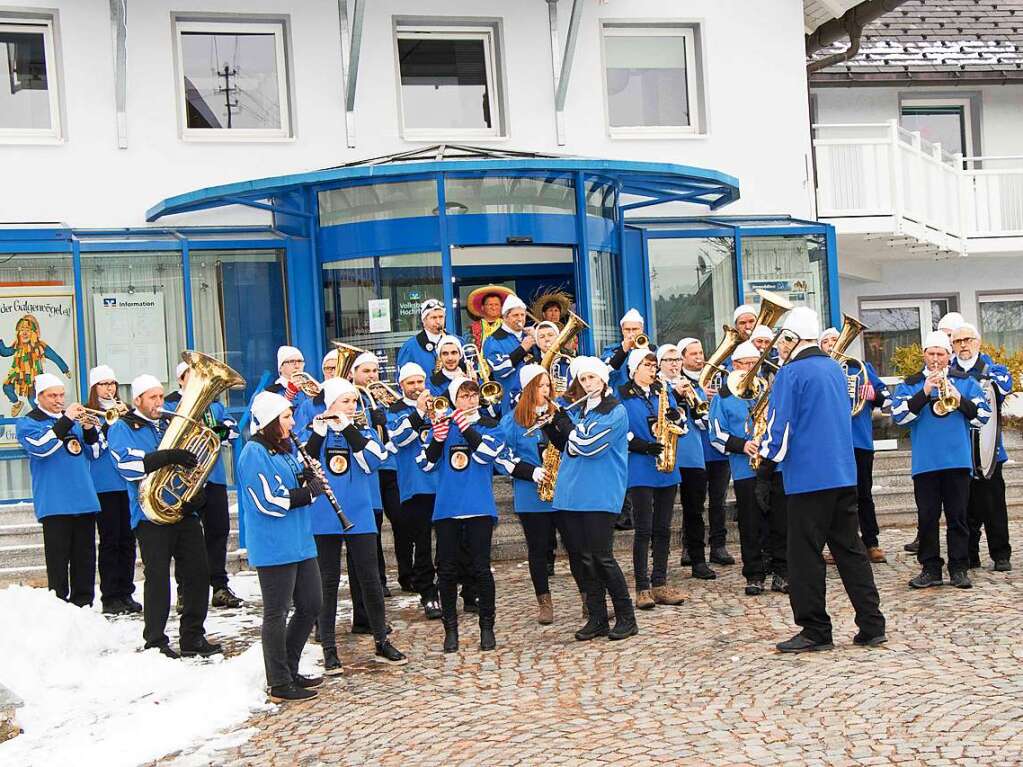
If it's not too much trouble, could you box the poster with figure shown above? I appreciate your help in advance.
[93,292,169,385]
[0,287,78,447]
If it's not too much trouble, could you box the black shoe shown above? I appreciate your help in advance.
[375,640,408,665]
[352,623,392,636]
[692,562,717,580]
[853,632,888,647]
[994,559,1012,572]
[381,584,392,598]
[124,597,143,613]
[771,575,789,594]
[710,546,735,566]
[211,586,243,609]
[909,570,943,589]
[679,548,692,567]
[744,579,764,596]
[574,617,611,641]
[776,633,834,653]
[608,617,638,641]
[442,618,459,653]
[479,621,496,652]
[151,644,180,659]
[462,599,479,614]
[423,599,442,620]
[180,638,223,658]
[950,570,972,589]
[294,673,324,688]
[102,598,130,615]
[614,516,634,531]
[269,683,316,702]
[903,536,919,553]
[323,647,343,676]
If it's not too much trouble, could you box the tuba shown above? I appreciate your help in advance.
[699,325,741,394]
[139,351,245,525]
[828,314,869,416]
[725,289,794,400]
[333,342,369,380]
[541,311,589,398]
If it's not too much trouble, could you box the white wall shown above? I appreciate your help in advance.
[1,0,814,228]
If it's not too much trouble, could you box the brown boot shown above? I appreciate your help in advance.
[867,546,887,564]
[651,585,687,606]
[537,593,554,625]
[635,589,655,610]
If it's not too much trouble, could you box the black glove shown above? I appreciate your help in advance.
[306,472,327,498]
[301,466,318,486]
[370,408,388,428]
[180,490,207,515]
[143,448,198,473]
[754,476,771,513]
[212,423,231,440]
[643,442,664,457]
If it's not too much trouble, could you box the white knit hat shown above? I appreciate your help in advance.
[573,356,610,384]
[322,349,339,368]
[435,335,463,356]
[734,304,757,322]
[250,391,292,435]
[34,373,64,395]
[534,321,559,335]
[627,348,656,376]
[656,344,679,364]
[731,341,760,362]
[781,307,820,341]
[937,312,965,332]
[751,325,774,342]
[518,363,546,391]
[819,327,840,344]
[130,374,162,401]
[89,365,117,388]
[351,351,378,372]
[277,345,303,371]
[322,377,357,408]
[175,361,189,380]
[447,376,475,402]
[619,308,644,327]
[502,294,527,315]
[677,337,700,355]
[420,298,445,321]
[923,330,953,353]
[398,362,427,383]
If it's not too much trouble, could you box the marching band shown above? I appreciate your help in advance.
[16,285,1017,699]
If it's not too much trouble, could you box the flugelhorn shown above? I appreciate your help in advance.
[291,372,322,397]
[366,380,401,406]
[77,406,123,426]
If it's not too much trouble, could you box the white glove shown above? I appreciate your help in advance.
[329,413,351,431]
[312,418,328,437]
[532,466,546,484]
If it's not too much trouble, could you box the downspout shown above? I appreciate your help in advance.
[805,0,908,72]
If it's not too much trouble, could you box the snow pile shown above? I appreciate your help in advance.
[0,585,271,767]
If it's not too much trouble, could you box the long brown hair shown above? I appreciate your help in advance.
[513,372,550,429]
[262,416,293,455]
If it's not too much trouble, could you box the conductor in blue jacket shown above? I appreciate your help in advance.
[544,356,637,643]
[892,330,991,590]
[758,307,886,653]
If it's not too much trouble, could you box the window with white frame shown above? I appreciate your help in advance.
[0,17,62,141]
[395,26,503,140]
[174,19,291,139]
[978,293,1023,355]
[900,98,974,158]
[602,25,701,136]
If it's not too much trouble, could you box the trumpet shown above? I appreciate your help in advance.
[74,406,123,426]
[632,333,650,349]
[931,368,960,417]
[665,376,707,418]
[290,372,322,397]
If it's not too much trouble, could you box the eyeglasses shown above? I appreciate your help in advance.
[952,337,977,345]
[638,361,657,369]
[660,357,682,363]
[780,332,798,344]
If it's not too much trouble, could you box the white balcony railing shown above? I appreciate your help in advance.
[813,120,1023,252]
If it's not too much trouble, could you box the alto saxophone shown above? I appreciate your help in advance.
[652,384,684,473]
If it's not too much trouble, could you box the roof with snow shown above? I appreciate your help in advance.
[808,0,1023,84]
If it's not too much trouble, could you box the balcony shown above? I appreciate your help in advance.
[813,120,1023,257]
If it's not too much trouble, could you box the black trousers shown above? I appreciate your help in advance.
[705,460,730,547]
[435,516,495,621]
[787,486,884,644]
[735,477,786,581]
[968,461,1012,563]
[96,491,135,603]
[402,494,438,601]
[200,483,230,590]
[914,469,971,575]
[315,533,389,646]
[556,510,632,623]
[135,516,210,649]
[373,509,387,586]
[679,468,708,564]
[256,557,321,688]
[517,512,585,597]
[630,485,677,590]
[854,449,880,549]
[380,470,413,587]
[41,513,97,607]
[759,473,788,578]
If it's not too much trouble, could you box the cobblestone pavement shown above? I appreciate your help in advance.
[179,524,1023,767]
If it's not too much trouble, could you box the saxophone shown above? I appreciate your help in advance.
[536,403,561,503]
[652,383,684,473]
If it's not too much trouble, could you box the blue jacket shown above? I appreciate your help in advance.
[397,331,444,381]
[664,381,705,471]
[760,347,857,495]
[419,416,511,521]
[600,344,630,393]
[162,392,238,485]
[892,368,991,476]
[684,371,727,463]
[91,422,127,494]
[293,391,325,434]
[952,353,1012,464]
[357,388,395,506]
[499,411,552,513]
[236,436,317,567]
[387,399,439,503]
[304,422,389,535]
[483,326,539,415]
[550,395,629,514]
[17,409,101,520]
[845,361,890,451]
[108,412,178,529]
[619,381,683,489]
[709,387,757,482]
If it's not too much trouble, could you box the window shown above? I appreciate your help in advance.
[0,18,62,141]
[648,236,736,351]
[395,26,503,139]
[900,99,973,158]
[319,181,438,227]
[741,235,830,326]
[589,250,623,353]
[858,296,958,377]
[444,176,575,215]
[602,25,701,136]
[978,293,1023,355]
[175,20,291,139]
